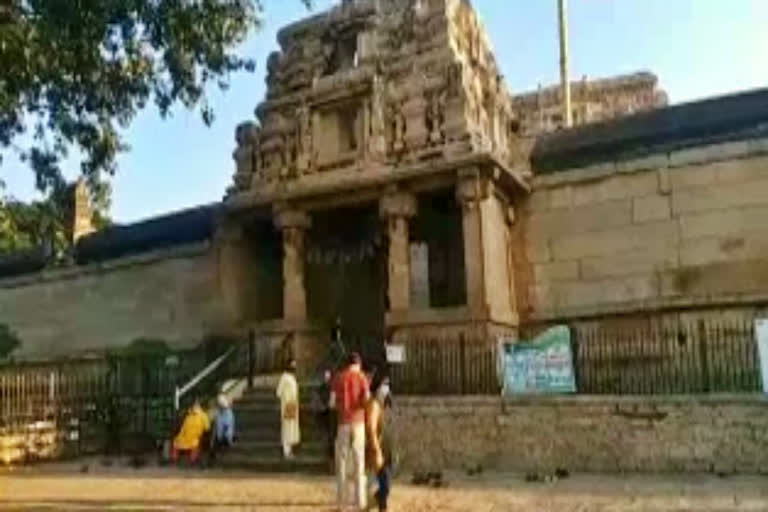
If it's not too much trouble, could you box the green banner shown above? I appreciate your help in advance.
[502,326,576,394]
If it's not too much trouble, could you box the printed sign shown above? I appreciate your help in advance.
[386,344,406,364]
[501,326,576,394]
[754,319,768,393]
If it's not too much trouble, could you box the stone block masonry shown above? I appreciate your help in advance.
[525,143,768,319]
[0,244,230,359]
[391,395,768,475]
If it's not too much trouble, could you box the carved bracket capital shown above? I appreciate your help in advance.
[379,191,417,219]
[274,206,312,231]
[456,167,491,204]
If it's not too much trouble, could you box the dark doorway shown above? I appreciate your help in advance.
[305,204,387,369]
[412,188,467,308]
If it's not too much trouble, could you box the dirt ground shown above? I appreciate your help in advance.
[1,460,767,511]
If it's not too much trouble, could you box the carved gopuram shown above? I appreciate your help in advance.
[220,0,530,373]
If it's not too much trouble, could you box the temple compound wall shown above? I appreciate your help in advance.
[0,245,222,358]
[523,89,768,324]
[0,207,244,359]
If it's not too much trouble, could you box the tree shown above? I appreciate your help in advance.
[0,0,310,199]
[0,323,21,359]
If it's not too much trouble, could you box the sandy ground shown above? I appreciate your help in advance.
[0,460,767,511]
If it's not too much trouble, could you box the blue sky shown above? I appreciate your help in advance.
[3,0,767,223]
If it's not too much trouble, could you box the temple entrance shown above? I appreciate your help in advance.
[305,204,387,368]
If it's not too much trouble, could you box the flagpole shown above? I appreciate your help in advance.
[558,0,572,128]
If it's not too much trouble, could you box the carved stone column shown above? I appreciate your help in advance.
[456,169,490,312]
[380,191,418,312]
[274,208,312,322]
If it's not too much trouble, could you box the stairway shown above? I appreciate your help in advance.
[217,383,330,473]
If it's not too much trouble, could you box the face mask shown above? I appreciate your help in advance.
[377,384,390,401]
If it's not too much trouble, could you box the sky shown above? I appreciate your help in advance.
[2,0,767,224]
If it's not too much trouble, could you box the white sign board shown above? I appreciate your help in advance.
[386,344,406,364]
[754,319,768,393]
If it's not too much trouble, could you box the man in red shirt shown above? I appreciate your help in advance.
[330,352,370,511]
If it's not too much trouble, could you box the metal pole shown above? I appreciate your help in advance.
[558,0,572,128]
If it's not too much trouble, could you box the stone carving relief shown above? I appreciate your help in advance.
[295,102,314,174]
[366,75,387,158]
[226,0,523,196]
[445,0,519,163]
[231,121,260,192]
[426,90,445,145]
[389,103,406,154]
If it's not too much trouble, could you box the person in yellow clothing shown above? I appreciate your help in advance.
[172,399,210,464]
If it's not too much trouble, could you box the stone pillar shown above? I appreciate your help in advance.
[215,220,248,326]
[380,191,418,312]
[274,208,312,322]
[456,169,490,313]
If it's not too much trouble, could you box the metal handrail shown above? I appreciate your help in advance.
[173,346,236,411]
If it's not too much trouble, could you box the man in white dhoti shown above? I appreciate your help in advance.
[276,359,300,459]
[331,352,370,511]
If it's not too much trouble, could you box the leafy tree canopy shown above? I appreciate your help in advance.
[1,0,310,253]
[0,0,310,197]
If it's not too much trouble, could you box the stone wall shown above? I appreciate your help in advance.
[391,395,768,474]
[0,243,231,359]
[513,72,667,135]
[525,137,768,319]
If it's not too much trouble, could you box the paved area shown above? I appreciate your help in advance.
[1,461,767,511]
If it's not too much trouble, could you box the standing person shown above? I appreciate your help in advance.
[331,352,370,511]
[366,377,392,512]
[276,360,300,459]
[331,316,343,345]
[330,317,346,369]
[316,369,336,470]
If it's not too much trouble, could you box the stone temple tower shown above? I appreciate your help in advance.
[69,180,95,244]
[221,0,530,374]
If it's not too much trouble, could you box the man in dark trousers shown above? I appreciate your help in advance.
[366,376,393,512]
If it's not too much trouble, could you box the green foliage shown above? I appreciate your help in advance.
[0,323,21,359]
[0,180,111,255]
[114,337,172,357]
[0,0,311,196]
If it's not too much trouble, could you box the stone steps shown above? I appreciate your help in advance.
[229,439,326,455]
[215,384,331,473]
[215,452,327,473]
